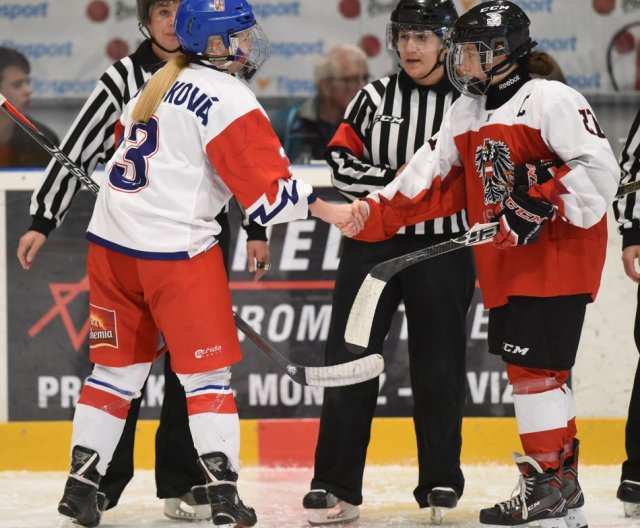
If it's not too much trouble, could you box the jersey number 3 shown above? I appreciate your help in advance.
[108,117,159,192]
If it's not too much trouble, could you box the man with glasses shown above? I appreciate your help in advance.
[271,44,369,163]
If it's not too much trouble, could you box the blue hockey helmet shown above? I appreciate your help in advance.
[174,0,269,81]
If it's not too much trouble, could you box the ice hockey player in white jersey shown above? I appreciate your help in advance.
[342,1,619,528]
[55,1,361,527]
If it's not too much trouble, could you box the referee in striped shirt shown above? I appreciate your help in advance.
[303,1,475,524]
[613,107,640,515]
[16,0,268,521]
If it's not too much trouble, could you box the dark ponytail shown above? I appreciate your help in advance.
[523,51,566,83]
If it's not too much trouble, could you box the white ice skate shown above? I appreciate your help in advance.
[427,487,458,525]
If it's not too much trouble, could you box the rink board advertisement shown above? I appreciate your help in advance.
[0,0,638,99]
[5,187,513,422]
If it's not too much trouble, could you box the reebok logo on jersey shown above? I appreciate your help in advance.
[374,115,404,125]
[89,304,118,349]
[499,74,520,90]
[502,342,529,355]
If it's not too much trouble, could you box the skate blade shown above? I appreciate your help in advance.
[623,501,640,518]
[482,518,568,528]
[565,507,588,528]
[307,504,360,526]
[164,497,212,521]
[430,506,443,525]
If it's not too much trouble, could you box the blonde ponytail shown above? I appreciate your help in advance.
[131,55,191,123]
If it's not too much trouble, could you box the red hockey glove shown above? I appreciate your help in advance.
[493,186,555,249]
[513,159,561,189]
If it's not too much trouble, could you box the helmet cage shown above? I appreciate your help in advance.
[201,23,269,81]
[446,40,498,98]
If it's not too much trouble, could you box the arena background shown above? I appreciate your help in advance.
[0,0,638,469]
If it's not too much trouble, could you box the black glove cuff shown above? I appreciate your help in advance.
[622,229,640,250]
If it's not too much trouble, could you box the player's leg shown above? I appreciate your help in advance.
[58,243,159,527]
[153,211,229,521]
[145,245,255,526]
[58,363,153,527]
[617,283,640,517]
[96,385,143,511]
[304,237,401,525]
[479,294,589,528]
[400,237,474,524]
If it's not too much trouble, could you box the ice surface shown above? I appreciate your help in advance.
[0,464,636,527]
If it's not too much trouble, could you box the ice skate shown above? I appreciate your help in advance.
[562,440,587,528]
[427,487,458,525]
[479,453,567,528]
[57,446,102,528]
[199,452,257,527]
[164,484,212,521]
[617,480,640,518]
[303,489,360,525]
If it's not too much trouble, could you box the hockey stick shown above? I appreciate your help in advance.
[344,222,499,353]
[0,93,100,195]
[2,91,384,387]
[234,314,384,387]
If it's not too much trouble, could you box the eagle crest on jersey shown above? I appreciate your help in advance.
[475,138,513,205]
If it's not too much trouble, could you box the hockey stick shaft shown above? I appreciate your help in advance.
[0,93,100,195]
[4,91,382,386]
[344,222,498,353]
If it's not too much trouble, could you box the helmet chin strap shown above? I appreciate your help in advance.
[138,23,181,54]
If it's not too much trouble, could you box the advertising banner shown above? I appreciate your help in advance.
[6,187,513,422]
[0,0,637,100]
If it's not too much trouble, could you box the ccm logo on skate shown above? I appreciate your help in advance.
[502,342,529,355]
[194,345,222,359]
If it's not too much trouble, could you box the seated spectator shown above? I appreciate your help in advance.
[271,44,369,163]
[0,46,59,168]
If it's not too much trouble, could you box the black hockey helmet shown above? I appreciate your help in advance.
[446,0,536,97]
[387,0,458,51]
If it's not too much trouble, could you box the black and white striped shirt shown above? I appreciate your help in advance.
[326,69,468,237]
[614,107,640,245]
[29,40,161,235]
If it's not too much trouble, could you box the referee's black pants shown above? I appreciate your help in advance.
[310,234,475,507]
[621,283,640,483]
[98,212,231,505]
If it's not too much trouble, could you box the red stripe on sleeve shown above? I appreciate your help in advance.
[328,122,364,159]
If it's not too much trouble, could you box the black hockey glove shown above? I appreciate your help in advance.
[493,186,555,249]
[512,159,562,189]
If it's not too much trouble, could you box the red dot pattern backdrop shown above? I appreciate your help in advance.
[86,0,109,22]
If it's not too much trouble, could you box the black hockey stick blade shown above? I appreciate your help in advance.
[344,222,499,353]
[233,312,384,386]
[0,92,101,195]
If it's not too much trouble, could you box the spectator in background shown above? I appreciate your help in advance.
[613,107,640,519]
[0,46,59,168]
[270,45,369,163]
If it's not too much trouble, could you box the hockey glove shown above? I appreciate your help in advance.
[512,159,562,189]
[493,186,555,249]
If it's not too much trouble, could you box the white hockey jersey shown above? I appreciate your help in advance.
[357,75,620,307]
[87,62,313,259]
